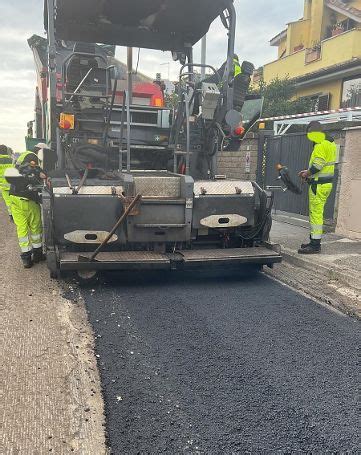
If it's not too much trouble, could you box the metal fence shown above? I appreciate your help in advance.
[257,132,337,221]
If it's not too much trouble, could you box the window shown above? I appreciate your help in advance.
[301,93,330,112]
[341,76,361,108]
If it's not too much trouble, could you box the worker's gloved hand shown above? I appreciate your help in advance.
[298,169,311,181]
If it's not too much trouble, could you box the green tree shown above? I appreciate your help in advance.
[164,91,179,110]
[251,77,313,118]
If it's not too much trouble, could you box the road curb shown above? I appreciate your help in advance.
[280,246,361,294]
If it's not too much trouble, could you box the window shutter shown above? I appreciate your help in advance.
[317,93,330,111]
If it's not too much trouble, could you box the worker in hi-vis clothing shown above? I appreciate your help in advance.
[298,121,337,254]
[203,54,254,109]
[0,144,14,220]
[232,55,254,112]
[8,146,47,268]
[225,55,254,111]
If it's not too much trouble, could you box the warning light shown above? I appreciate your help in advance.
[151,97,164,107]
[61,120,71,130]
[234,126,245,136]
[59,113,75,130]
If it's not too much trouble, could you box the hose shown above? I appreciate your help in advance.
[238,192,274,241]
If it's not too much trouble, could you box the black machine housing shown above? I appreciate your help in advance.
[29,0,281,277]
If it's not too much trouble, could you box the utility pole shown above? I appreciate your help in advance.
[201,35,207,80]
[127,47,133,105]
[47,0,57,147]
[160,62,170,81]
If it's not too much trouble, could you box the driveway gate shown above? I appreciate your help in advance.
[257,132,337,221]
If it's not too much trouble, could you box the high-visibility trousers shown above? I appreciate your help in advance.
[309,183,332,240]
[1,188,12,215]
[10,196,43,254]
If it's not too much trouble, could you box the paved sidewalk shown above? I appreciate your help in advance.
[270,215,361,318]
[0,202,106,454]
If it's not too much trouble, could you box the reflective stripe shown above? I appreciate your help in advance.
[313,157,326,166]
[311,224,323,230]
[311,173,334,184]
[32,242,42,249]
[20,245,32,253]
[31,233,42,241]
[310,162,323,171]
[0,154,12,164]
[317,173,334,178]
[311,234,322,240]
[18,236,30,243]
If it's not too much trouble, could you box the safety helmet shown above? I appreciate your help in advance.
[306,121,323,133]
[0,144,8,154]
[306,121,325,144]
[34,142,50,153]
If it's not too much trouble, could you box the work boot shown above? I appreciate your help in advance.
[301,236,312,249]
[33,248,46,263]
[298,239,321,255]
[21,252,33,269]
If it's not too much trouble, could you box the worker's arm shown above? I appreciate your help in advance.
[299,144,327,179]
[309,144,327,175]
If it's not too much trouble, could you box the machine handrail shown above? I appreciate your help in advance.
[118,92,126,172]
[115,90,132,173]
[179,64,221,85]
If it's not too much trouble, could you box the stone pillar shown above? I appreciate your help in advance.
[217,134,258,181]
[335,127,361,240]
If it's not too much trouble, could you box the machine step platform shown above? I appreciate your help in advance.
[59,245,282,272]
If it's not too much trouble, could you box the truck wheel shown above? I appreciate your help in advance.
[50,269,61,279]
[76,270,99,286]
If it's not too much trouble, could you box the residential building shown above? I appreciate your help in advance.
[257,0,361,110]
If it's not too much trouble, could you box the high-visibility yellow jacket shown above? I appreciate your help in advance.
[0,154,13,190]
[16,151,39,167]
[234,59,242,77]
[308,137,337,183]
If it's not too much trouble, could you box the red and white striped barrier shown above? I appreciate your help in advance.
[259,106,361,122]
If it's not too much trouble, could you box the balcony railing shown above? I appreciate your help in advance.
[263,28,361,82]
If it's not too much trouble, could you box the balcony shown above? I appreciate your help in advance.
[263,28,361,82]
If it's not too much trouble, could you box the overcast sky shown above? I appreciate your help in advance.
[0,0,304,152]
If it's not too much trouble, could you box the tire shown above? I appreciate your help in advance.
[76,270,99,286]
[50,269,61,279]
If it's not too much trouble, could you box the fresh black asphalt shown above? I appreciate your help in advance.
[81,270,360,454]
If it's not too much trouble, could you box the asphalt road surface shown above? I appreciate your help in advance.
[82,269,360,454]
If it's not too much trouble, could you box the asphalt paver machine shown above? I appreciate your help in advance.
[33,0,281,279]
